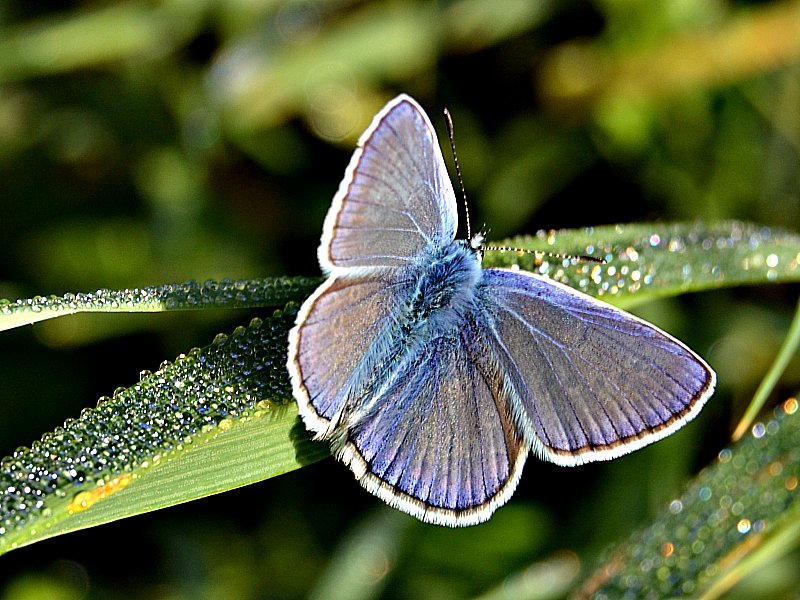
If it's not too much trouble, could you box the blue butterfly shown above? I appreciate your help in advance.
[287,94,716,526]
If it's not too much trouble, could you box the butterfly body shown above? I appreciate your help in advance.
[287,94,716,526]
[401,239,482,335]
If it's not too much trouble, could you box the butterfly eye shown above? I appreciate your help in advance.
[470,232,484,250]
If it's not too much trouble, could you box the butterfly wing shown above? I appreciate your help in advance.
[290,272,526,526]
[337,317,527,526]
[288,272,415,437]
[319,94,458,273]
[479,269,716,466]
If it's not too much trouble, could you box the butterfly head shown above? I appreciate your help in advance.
[469,232,484,250]
[468,229,487,263]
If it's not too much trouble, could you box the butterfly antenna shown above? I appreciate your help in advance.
[443,108,602,266]
[444,107,472,242]
[484,243,606,265]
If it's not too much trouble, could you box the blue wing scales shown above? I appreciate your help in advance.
[288,93,717,526]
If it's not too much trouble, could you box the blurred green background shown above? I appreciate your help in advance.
[1,0,799,598]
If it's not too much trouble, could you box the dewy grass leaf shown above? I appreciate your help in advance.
[0,276,321,333]
[0,304,327,555]
[1,220,799,555]
[574,399,800,599]
[486,221,800,309]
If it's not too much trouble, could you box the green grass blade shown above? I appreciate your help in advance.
[0,304,328,555]
[486,221,800,308]
[574,399,800,599]
[696,504,800,600]
[2,222,798,334]
[732,296,800,441]
[0,276,321,332]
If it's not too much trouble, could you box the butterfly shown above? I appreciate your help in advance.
[287,94,716,526]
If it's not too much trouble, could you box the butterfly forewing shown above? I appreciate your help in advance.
[320,95,458,272]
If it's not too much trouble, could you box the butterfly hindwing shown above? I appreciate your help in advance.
[337,319,527,526]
